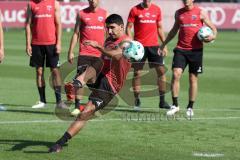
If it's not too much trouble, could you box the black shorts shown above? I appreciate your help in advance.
[87,73,115,111]
[173,48,203,74]
[30,45,59,68]
[132,46,164,69]
[76,55,103,77]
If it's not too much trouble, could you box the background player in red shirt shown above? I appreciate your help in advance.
[160,0,217,117]
[25,0,65,108]
[49,14,136,153]
[0,10,4,63]
[67,0,107,116]
[126,0,169,110]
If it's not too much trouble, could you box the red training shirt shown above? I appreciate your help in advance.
[79,7,107,57]
[102,35,131,93]
[30,0,56,45]
[176,6,203,50]
[127,3,162,47]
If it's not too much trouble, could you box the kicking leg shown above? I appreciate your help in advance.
[49,101,96,153]
[72,66,97,116]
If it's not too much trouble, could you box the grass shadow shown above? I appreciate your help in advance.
[0,139,65,154]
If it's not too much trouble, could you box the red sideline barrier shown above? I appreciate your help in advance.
[2,1,239,30]
[196,3,240,29]
[0,0,181,31]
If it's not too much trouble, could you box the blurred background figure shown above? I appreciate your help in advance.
[25,0,65,109]
[126,0,170,111]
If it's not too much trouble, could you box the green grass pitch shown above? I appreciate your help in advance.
[0,29,240,160]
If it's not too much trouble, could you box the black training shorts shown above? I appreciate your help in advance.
[30,45,60,68]
[172,48,203,74]
[76,55,103,77]
[87,73,115,111]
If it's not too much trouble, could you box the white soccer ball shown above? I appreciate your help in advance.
[197,26,213,41]
[123,40,144,61]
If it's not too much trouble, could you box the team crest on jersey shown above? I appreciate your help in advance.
[192,15,197,20]
[47,5,52,11]
[145,12,150,18]
[98,16,104,22]
[152,14,156,18]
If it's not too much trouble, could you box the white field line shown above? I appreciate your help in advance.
[2,106,240,112]
[1,116,240,124]
[193,152,224,158]
[115,107,240,112]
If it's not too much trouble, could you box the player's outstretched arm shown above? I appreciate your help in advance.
[68,13,81,64]
[55,0,62,54]
[25,3,32,57]
[0,15,4,63]
[200,10,217,42]
[83,40,123,60]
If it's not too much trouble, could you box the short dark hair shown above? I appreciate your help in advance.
[105,14,124,26]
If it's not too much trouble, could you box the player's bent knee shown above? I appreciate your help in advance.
[72,79,83,89]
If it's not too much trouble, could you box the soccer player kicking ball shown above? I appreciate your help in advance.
[66,0,107,116]
[49,14,142,153]
[160,0,217,117]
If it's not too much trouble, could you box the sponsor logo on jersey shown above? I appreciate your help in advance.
[140,19,156,24]
[85,25,104,30]
[35,14,52,18]
[180,23,198,27]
